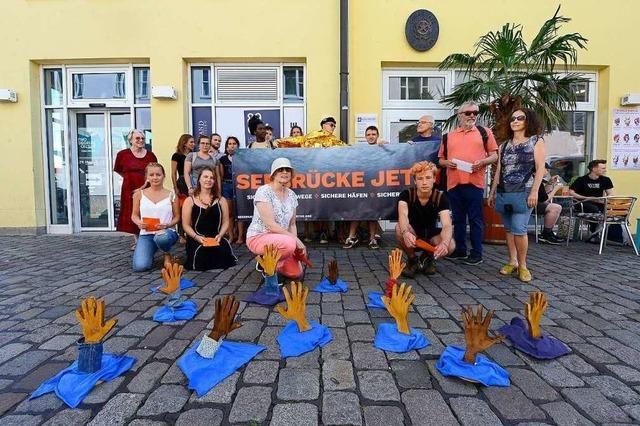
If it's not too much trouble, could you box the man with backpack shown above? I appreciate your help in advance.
[438,101,498,265]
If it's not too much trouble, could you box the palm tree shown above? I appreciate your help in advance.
[438,6,588,142]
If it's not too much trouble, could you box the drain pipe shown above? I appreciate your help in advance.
[339,0,349,142]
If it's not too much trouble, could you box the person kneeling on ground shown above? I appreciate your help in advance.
[246,157,306,279]
[396,161,455,277]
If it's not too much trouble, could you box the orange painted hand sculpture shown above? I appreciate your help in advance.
[256,244,281,276]
[75,297,118,343]
[524,291,548,339]
[294,247,313,268]
[327,259,339,285]
[388,249,406,280]
[209,295,242,341]
[382,282,415,334]
[158,262,184,295]
[462,305,504,364]
[276,281,311,332]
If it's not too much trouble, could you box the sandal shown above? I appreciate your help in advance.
[499,263,518,275]
[518,267,532,283]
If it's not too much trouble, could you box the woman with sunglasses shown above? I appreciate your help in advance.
[114,129,158,248]
[488,108,546,283]
[246,157,306,279]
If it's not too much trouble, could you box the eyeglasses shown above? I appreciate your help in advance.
[510,115,526,122]
[134,137,145,141]
[418,121,433,125]
[460,111,479,117]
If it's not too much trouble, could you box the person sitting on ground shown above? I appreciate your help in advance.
[344,125,384,250]
[569,159,623,242]
[536,163,565,245]
[131,163,180,272]
[396,161,455,277]
[246,157,306,279]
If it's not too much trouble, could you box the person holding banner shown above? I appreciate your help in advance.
[246,157,305,279]
[396,161,455,277]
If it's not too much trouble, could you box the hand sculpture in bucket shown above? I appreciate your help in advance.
[327,259,339,285]
[257,244,281,295]
[276,281,311,332]
[382,282,414,334]
[197,295,242,358]
[75,296,118,372]
[525,291,547,339]
[385,249,406,298]
[76,297,118,344]
[462,305,504,364]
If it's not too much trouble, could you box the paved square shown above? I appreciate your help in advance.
[0,234,639,425]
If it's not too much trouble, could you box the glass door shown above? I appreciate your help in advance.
[71,110,131,231]
[382,109,452,144]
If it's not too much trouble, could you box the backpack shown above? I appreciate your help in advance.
[438,125,489,191]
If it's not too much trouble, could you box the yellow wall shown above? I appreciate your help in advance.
[1,0,639,232]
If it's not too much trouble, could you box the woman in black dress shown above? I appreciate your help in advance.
[181,166,237,270]
[171,134,194,198]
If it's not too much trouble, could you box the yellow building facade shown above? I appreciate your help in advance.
[1,0,639,234]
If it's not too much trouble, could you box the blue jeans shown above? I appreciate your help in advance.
[133,229,178,272]
[447,184,484,258]
[495,191,533,236]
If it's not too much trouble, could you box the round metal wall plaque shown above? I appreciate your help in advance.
[405,9,439,52]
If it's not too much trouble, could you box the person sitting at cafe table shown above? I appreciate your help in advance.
[396,161,455,277]
[569,159,623,243]
[536,163,565,245]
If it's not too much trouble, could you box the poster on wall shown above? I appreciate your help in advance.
[243,109,281,146]
[355,113,378,143]
[611,108,640,169]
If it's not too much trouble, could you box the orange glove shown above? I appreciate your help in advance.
[388,249,406,280]
[256,244,281,276]
[276,281,311,332]
[158,262,184,295]
[382,282,415,334]
[462,305,504,364]
[524,291,548,339]
[75,297,118,343]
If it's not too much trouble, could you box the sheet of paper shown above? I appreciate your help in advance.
[453,158,473,173]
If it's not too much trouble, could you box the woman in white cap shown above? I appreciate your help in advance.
[246,157,306,278]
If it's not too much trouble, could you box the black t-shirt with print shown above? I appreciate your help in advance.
[570,175,613,198]
[398,189,450,238]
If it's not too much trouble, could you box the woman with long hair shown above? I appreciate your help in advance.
[289,125,303,137]
[130,163,180,271]
[220,136,245,244]
[114,129,158,248]
[171,134,195,198]
[182,166,237,271]
[246,157,305,279]
[489,108,546,283]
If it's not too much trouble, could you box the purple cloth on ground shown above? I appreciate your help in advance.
[30,353,136,408]
[277,321,333,358]
[367,291,386,308]
[499,317,570,359]
[374,323,430,352]
[178,340,266,397]
[153,300,198,323]
[244,286,286,305]
[436,346,510,387]
[313,277,348,293]
[151,278,195,294]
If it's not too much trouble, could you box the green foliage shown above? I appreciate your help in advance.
[438,6,588,140]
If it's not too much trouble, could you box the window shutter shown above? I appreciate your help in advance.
[216,67,278,102]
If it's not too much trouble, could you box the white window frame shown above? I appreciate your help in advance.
[383,69,453,110]
[66,66,133,107]
[188,62,307,141]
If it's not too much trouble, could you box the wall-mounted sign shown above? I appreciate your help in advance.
[405,9,439,52]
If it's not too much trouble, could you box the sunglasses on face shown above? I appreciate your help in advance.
[326,123,336,127]
[510,115,526,122]
[460,111,479,117]
[276,167,292,174]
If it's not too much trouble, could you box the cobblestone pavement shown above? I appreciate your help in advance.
[0,234,639,425]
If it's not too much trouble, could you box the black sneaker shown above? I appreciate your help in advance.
[402,257,419,278]
[419,253,436,275]
[463,256,483,265]
[539,232,562,245]
[447,251,468,260]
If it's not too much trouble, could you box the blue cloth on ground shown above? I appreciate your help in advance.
[367,291,386,308]
[436,346,510,387]
[313,277,348,293]
[244,286,285,305]
[153,300,198,323]
[499,317,570,359]
[374,323,430,352]
[30,353,136,408]
[277,321,333,358]
[178,340,266,397]
[151,278,195,294]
